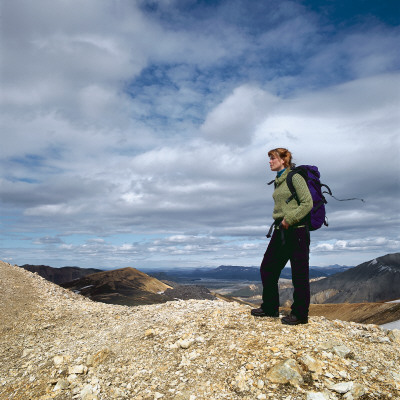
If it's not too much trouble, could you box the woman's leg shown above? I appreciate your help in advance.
[289,227,310,320]
[260,229,290,314]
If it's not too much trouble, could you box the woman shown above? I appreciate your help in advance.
[251,148,313,325]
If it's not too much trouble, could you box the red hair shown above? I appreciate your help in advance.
[268,148,294,168]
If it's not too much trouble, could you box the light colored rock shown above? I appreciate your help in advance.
[87,348,110,367]
[145,329,155,338]
[300,354,323,375]
[233,369,249,392]
[22,348,34,357]
[68,364,87,375]
[266,359,303,385]
[306,392,328,400]
[332,344,352,358]
[330,381,354,394]
[53,379,69,391]
[388,329,400,344]
[53,355,64,366]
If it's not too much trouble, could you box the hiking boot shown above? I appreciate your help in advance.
[281,313,308,325]
[251,307,279,317]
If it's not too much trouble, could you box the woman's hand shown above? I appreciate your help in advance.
[281,219,290,229]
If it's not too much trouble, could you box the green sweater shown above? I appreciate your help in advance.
[272,169,313,226]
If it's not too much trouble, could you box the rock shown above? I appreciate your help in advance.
[22,348,34,358]
[306,392,328,400]
[53,379,69,391]
[266,359,303,385]
[233,369,249,392]
[178,339,194,349]
[53,355,64,366]
[87,348,110,367]
[300,354,323,375]
[332,344,352,358]
[81,384,95,400]
[388,329,400,344]
[145,329,155,338]
[68,364,87,375]
[347,383,367,399]
[330,381,354,394]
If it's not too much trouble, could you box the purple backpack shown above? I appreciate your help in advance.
[286,165,331,230]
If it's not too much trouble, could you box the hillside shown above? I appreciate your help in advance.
[61,267,215,306]
[280,253,400,305]
[20,264,103,284]
[61,267,173,306]
[1,260,400,400]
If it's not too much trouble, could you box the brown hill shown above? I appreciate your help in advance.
[61,267,216,306]
[61,267,172,306]
[307,302,400,325]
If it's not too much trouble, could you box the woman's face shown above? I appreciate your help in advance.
[269,154,285,172]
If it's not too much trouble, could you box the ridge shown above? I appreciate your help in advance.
[1,261,399,400]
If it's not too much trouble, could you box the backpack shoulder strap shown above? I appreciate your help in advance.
[285,168,306,205]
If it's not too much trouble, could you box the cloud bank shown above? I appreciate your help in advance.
[1,0,399,269]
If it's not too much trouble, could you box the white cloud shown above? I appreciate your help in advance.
[1,0,399,269]
[201,85,280,146]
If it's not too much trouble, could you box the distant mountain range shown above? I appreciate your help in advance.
[149,264,352,282]
[20,263,352,287]
[20,255,399,307]
[280,252,400,305]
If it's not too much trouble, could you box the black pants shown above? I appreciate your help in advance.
[260,226,310,319]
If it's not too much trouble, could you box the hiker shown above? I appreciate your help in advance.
[251,148,313,325]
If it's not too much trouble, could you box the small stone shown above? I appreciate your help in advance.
[53,356,64,366]
[68,365,87,375]
[234,369,249,392]
[178,339,193,349]
[87,348,110,367]
[22,348,34,358]
[145,329,155,338]
[330,381,354,394]
[266,359,303,385]
[349,383,367,399]
[306,392,328,400]
[81,384,96,400]
[332,344,352,358]
[53,379,69,391]
[388,329,400,344]
[257,379,264,389]
[154,392,164,399]
[300,354,323,375]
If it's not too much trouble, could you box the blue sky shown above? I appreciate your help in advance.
[1,0,399,270]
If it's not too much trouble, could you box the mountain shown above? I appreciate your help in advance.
[61,267,215,306]
[2,260,400,400]
[20,264,103,285]
[150,264,352,282]
[280,253,400,305]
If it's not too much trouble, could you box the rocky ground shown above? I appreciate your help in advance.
[1,261,400,400]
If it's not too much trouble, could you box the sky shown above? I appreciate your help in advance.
[1,0,399,270]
